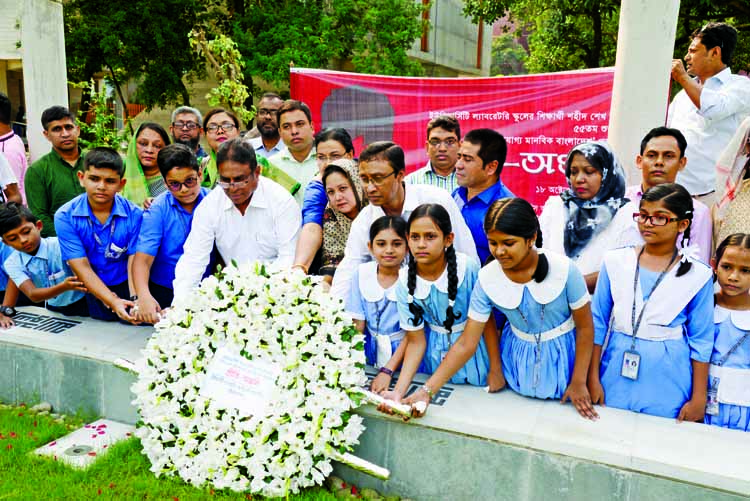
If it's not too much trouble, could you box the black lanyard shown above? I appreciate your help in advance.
[630,247,678,350]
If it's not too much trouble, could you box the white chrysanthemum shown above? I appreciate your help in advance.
[132,262,367,498]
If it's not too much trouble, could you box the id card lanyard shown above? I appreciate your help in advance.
[623,247,678,380]
[518,304,546,388]
[706,326,750,415]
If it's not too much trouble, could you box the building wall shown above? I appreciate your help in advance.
[409,0,492,76]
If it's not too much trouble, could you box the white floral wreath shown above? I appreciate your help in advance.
[131,262,367,498]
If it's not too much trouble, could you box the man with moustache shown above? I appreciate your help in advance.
[248,93,287,158]
[169,106,207,160]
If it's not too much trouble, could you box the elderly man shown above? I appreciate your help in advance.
[170,106,207,160]
[173,138,300,302]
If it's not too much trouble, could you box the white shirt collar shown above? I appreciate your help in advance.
[478,249,569,308]
[398,252,468,299]
[359,261,398,302]
[715,304,750,330]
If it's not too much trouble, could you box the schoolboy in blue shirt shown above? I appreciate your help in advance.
[132,144,210,323]
[0,202,89,317]
[54,147,143,322]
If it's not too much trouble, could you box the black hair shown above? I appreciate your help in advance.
[640,126,688,158]
[277,99,312,124]
[406,204,461,333]
[322,163,363,211]
[463,128,508,176]
[640,183,694,277]
[0,202,39,237]
[427,115,461,141]
[359,141,405,174]
[714,233,750,264]
[203,107,240,129]
[41,106,76,130]
[315,128,354,154]
[84,147,124,176]
[157,143,199,177]
[136,122,170,148]
[369,215,408,243]
[484,198,548,282]
[0,93,10,125]
[693,22,738,66]
[216,137,258,173]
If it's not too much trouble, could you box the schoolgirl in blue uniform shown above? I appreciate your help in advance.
[382,203,487,407]
[705,233,750,431]
[590,183,714,421]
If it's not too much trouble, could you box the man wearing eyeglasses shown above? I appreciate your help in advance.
[169,106,207,161]
[669,22,750,206]
[405,115,461,193]
[173,138,300,303]
[247,93,287,159]
[269,100,318,205]
[131,144,211,323]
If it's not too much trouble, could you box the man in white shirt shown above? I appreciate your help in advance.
[248,93,287,158]
[331,141,478,299]
[669,22,750,205]
[173,138,301,302]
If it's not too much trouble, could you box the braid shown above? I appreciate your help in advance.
[407,253,425,327]
[676,211,693,277]
[535,220,543,248]
[442,246,462,334]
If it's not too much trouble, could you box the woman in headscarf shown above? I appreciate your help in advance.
[539,141,630,291]
[123,123,170,207]
[201,107,300,195]
[713,116,750,246]
[320,158,366,284]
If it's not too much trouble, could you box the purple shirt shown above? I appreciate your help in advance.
[624,184,712,263]
[0,131,27,203]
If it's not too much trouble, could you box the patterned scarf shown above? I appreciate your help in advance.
[715,116,750,221]
[561,141,628,257]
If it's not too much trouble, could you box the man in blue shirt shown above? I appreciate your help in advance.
[55,147,143,322]
[132,144,210,323]
[452,129,515,264]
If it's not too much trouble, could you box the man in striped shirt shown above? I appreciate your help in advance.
[405,115,460,192]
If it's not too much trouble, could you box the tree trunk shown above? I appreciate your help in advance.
[104,63,134,136]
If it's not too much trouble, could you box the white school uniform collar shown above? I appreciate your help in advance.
[398,251,468,300]
[359,261,398,302]
[478,249,569,309]
[715,304,750,330]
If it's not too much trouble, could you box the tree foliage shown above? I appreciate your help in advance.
[490,33,528,76]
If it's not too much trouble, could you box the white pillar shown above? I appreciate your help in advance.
[21,0,68,162]
[607,0,680,184]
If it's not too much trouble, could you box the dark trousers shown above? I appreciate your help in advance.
[46,296,90,317]
[149,281,174,309]
[86,281,130,321]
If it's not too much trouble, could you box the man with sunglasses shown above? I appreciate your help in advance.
[669,22,750,205]
[131,144,211,323]
[169,106,207,161]
[406,115,461,192]
[173,138,300,303]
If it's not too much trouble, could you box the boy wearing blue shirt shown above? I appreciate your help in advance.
[132,144,210,323]
[0,202,89,317]
[54,147,143,322]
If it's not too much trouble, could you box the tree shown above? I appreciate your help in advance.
[490,33,528,76]
[65,0,204,110]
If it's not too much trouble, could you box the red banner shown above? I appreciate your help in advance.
[290,67,614,212]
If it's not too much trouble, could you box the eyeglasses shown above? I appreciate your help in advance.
[217,175,253,190]
[427,138,458,147]
[316,153,345,163]
[172,121,200,130]
[258,108,279,117]
[206,122,236,133]
[359,170,395,187]
[632,213,680,226]
[166,176,199,192]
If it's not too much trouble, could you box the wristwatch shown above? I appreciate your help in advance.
[0,306,17,317]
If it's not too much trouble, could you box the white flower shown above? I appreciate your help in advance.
[132,263,366,499]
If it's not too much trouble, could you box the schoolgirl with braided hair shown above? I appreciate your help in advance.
[380,203,489,410]
[590,183,714,421]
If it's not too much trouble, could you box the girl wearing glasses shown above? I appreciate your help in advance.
[123,123,170,207]
[589,183,714,420]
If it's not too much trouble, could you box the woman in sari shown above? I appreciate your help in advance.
[123,123,170,207]
[713,116,750,247]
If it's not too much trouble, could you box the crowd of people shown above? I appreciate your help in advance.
[0,22,749,431]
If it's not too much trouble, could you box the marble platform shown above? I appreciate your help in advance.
[1,306,749,500]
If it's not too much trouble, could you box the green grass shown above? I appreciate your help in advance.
[0,405,340,501]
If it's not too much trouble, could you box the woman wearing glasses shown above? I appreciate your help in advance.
[122,122,170,207]
[539,141,631,292]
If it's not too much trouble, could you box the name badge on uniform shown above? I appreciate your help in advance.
[706,376,720,416]
[621,350,641,380]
